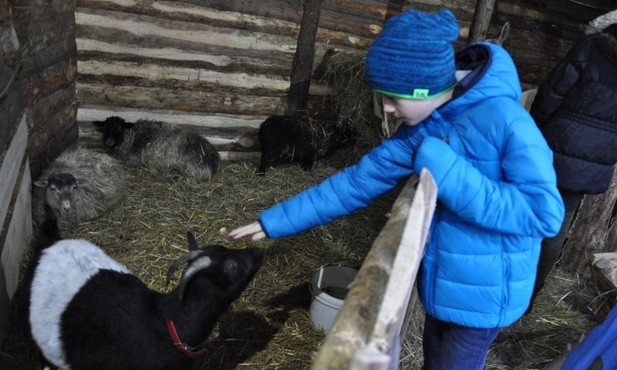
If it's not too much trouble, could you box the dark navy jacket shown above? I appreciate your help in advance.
[531,24,617,194]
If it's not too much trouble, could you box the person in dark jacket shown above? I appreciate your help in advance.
[231,9,564,369]
[528,9,617,311]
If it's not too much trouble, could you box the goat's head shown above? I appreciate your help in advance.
[166,232,264,301]
[92,116,134,148]
[34,173,87,216]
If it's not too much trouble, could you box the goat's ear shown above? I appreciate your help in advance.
[92,120,106,127]
[75,179,88,187]
[187,231,199,251]
[34,180,48,188]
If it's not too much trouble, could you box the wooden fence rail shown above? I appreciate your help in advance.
[311,168,437,369]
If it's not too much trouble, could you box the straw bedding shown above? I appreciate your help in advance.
[0,151,599,369]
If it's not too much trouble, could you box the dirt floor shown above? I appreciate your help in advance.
[0,148,600,369]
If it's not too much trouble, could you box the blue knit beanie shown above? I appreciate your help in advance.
[365,9,460,99]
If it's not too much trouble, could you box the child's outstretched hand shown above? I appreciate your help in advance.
[229,221,266,241]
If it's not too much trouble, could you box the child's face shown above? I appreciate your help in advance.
[381,94,448,126]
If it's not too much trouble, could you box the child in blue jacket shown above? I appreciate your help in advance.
[231,9,564,369]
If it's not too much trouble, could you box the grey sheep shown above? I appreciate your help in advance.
[32,148,127,231]
[93,116,221,181]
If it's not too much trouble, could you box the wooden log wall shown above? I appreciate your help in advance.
[74,0,609,160]
[0,0,77,345]
[13,0,79,177]
[74,0,382,160]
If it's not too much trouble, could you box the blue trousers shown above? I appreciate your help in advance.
[422,314,500,370]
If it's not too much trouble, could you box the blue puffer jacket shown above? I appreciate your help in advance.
[259,43,564,328]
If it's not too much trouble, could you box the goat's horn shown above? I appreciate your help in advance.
[165,250,201,285]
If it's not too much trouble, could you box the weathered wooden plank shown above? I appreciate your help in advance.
[77,82,287,114]
[17,37,77,78]
[75,9,298,53]
[12,3,75,53]
[590,253,617,318]
[75,81,333,117]
[561,169,617,274]
[354,169,437,369]
[0,10,20,102]
[77,0,378,46]
[28,102,79,178]
[0,114,27,233]
[28,84,77,145]
[21,59,77,105]
[77,60,305,92]
[0,158,31,348]
[76,39,293,74]
[310,170,438,370]
[0,89,25,164]
[77,106,266,128]
[0,157,32,300]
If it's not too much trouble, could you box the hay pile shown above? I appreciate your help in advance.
[322,50,401,149]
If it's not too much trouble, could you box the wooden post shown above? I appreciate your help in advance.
[385,0,406,22]
[311,169,437,370]
[560,169,617,274]
[467,0,496,44]
[285,0,323,117]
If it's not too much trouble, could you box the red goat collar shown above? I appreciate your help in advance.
[166,319,208,359]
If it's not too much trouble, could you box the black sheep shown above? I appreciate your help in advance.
[256,115,356,175]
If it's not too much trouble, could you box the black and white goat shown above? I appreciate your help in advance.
[93,116,221,181]
[257,115,356,175]
[27,226,263,370]
[31,148,127,231]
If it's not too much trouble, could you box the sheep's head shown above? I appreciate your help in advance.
[92,116,134,148]
[167,232,264,301]
[34,173,87,216]
[328,123,357,152]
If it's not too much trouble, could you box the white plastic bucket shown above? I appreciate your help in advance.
[309,266,358,332]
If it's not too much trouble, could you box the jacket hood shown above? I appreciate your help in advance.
[585,9,617,35]
[441,42,521,118]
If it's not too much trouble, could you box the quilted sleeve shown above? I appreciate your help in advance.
[259,125,420,238]
[413,120,564,237]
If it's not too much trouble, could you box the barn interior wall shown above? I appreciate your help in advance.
[73,0,610,161]
[0,0,77,346]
